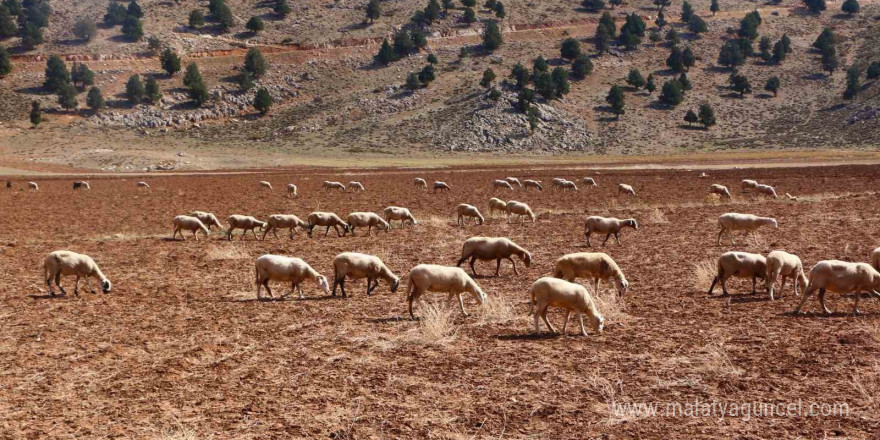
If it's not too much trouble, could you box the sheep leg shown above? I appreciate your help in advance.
[852,290,862,316]
[585,231,591,247]
[331,277,339,297]
[509,258,519,275]
[365,278,372,296]
[172,227,179,240]
[534,308,541,334]
[470,256,478,277]
[495,259,502,277]
[256,281,263,299]
[55,271,66,296]
[339,278,347,298]
[720,275,731,296]
[579,313,588,337]
[717,228,725,245]
[708,276,719,295]
[85,276,94,294]
[818,288,832,315]
[297,283,305,300]
[457,293,468,317]
[562,311,571,334]
[335,225,343,237]
[794,285,816,314]
[251,228,258,240]
[595,278,601,296]
[778,276,788,299]
[263,281,273,298]
[614,232,621,245]
[73,276,81,296]
[541,308,556,333]
[192,230,199,241]
[751,276,758,295]
[602,233,611,246]
[261,227,270,240]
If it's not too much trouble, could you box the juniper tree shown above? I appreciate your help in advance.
[127,0,143,18]
[802,0,826,13]
[843,66,859,100]
[684,109,698,126]
[688,14,707,36]
[275,0,291,17]
[571,54,593,79]
[71,62,94,90]
[0,46,10,77]
[717,41,744,68]
[533,55,549,73]
[511,62,530,89]
[43,55,69,93]
[246,16,264,33]
[57,83,77,110]
[605,85,625,118]
[463,7,476,23]
[405,71,422,91]
[494,1,505,18]
[665,27,680,46]
[73,17,96,42]
[551,66,570,97]
[678,72,691,90]
[867,61,880,80]
[366,0,381,23]
[480,68,496,87]
[189,9,204,27]
[121,16,143,41]
[698,103,716,128]
[418,64,436,84]
[29,100,41,127]
[731,74,751,97]
[375,39,396,65]
[646,74,656,93]
[710,0,719,15]
[534,71,555,100]
[680,1,693,22]
[244,48,268,77]
[626,68,645,89]
[104,2,127,25]
[86,86,104,111]
[183,62,202,87]
[561,38,581,60]
[821,45,838,75]
[160,49,181,76]
[841,0,859,14]
[764,76,779,97]
[581,0,605,12]
[482,20,503,51]
[126,74,144,104]
[659,79,683,105]
[145,75,162,104]
[254,87,273,115]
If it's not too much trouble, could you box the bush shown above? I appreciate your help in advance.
[189,9,204,27]
[560,38,581,60]
[581,0,605,12]
[698,103,716,128]
[29,100,41,127]
[803,0,826,13]
[43,55,69,93]
[183,62,202,87]
[0,46,10,77]
[375,39,396,65]
[127,0,144,18]
[625,68,645,89]
[104,2,127,25]
[73,17,97,42]
[764,76,779,96]
[125,74,144,104]
[246,16,264,33]
[121,16,143,41]
[86,86,104,111]
[659,79,683,105]
[244,48,268,77]
[843,66,859,100]
[275,0,291,17]
[405,71,422,91]
[867,61,880,79]
[730,74,751,97]
[684,109,698,126]
[366,0,381,22]
[717,41,744,68]
[254,87,273,115]
[571,54,593,79]
[71,62,94,89]
[57,82,78,110]
[160,49,181,76]
[482,20,503,51]
[841,0,859,14]
[480,68,496,87]
[605,85,625,118]
[463,7,476,23]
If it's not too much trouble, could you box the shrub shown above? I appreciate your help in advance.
[121,16,143,41]
[625,68,645,89]
[480,68,496,87]
[86,86,104,111]
[698,103,716,128]
[659,79,683,105]
[366,0,381,23]
[246,16,264,33]
[581,0,605,12]
[571,54,593,79]
[189,9,204,27]
[244,48,268,77]
[684,109,698,126]
[160,49,181,76]
[125,74,144,104]
[843,66,859,100]
[254,87,273,115]
[104,2,127,25]
[275,0,291,17]
[73,17,97,42]
[43,55,70,93]
[561,38,581,60]
[57,82,78,110]
[605,85,625,118]
[482,20,503,51]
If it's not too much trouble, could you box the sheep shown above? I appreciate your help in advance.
[755,183,778,199]
[560,180,578,191]
[434,181,451,192]
[287,183,298,198]
[765,250,808,300]
[873,247,880,271]
[505,177,523,188]
[28,182,38,191]
[346,212,389,236]
[136,181,150,190]
[331,252,400,297]
[307,212,350,237]
[455,204,485,226]
[709,184,731,200]
[456,236,531,277]
[617,183,635,196]
[785,193,798,202]
[405,264,487,319]
[254,254,330,300]
[794,260,880,316]
[505,200,536,224]
[262,214,308,240]
[707,251,767,296]
[530,277,605,336]
[260,181,273,191]
[493,179,515,190]
[488,198,508,217]
[716,213,778,245]
[226,215,267,240]
[584,216,639,247]
[553,252,629,297]
[73,181,90,190]
[414,178,428,188]
[383,206,418,228]
[172,215,210,241]
[523,179,543,191]
[550,178,566,190]
[5,180,10,190]
[44,250,111,296]
[348,181,365,192]
[190,211,223,230]
[699,172,708,178]
[323,181,346,191]
[582,177,598,186]
[741,179,759,193]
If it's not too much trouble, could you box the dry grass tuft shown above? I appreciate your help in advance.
[593,290,631,325]
[697,341,744,378]
[152,425,210,440]
[644,207,669,225]
[850,361,879,412]
[410,301,459,345]
[691,259,717,291]
[205,245,249,261]
[475,294,518,325]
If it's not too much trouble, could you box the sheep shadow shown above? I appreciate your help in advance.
[367,316,411,324]
[784,311,863,319]
[27,293,67,300]
[678,124,704,131]
[729,295,772,304]
[496,332,565,341]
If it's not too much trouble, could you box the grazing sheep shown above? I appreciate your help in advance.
[765,250,807,300]
[493,179,515,190]
[785,193,798,202]
[741,179,759,193]
[505,177,523,188]
[260,181,273,191]
[44,250,111,296]
[456,236,531,276]
[717,213,778,245]
[307,212,350,237]
[346,212,389,236]
[406,264,487,319]
[873,247,880,271]
[550,178,566,190]
[262,214,308,240]
[505,200,536,224]
[617,184,635,196]
[709,184,731,200]
[707,251,767,296]
[332,252,400,297]
[287,183,298,198]
[582,177,598,186]
[794,260,880,315]
[560,180,578,191]
[190,211,223,230]
[434,181,451,192]
[136,181,150,190]
[413,178,428,188]
[523,179,543,191]
[530,277,605,336]
[699,172,708,178]
[28,182,38,191]
[73,181,90,190]
[455,204,485,226]
[584,216,639,247]
[348,181,365,192]
[553,252,629,296]
[172,215,210,241]
[488,198,508,217]
[383,206,418,228]
[323,181,346,191]
[254,254,330,300]
[755,184,778,199]
[226,215,267,240]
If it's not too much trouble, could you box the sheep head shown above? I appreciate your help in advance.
[101,279,112,293]
[316,276,330,294]
[615,277,629,297]
[390,277,400,293]
[522,251,532,268]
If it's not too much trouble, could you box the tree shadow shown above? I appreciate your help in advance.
[785,310,862,318]
[15,86,51,95]
[340,21,371,32]
[646,101,675,110]
[831,13,854,20]
[801,73,826,81]
[703,65,733,74]
[107,34,137,44]
[720,92,745,99]
[729,295,771,304]
[678,124,704,130]
[593,104,613,113]
[820,103,846,112]
[755,93,774,99]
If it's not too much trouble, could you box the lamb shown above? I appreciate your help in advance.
[226,215,267,240]
[493,179,515,190]
[873,247,880,271]
[584,216,639,247]
[582,177,598,186]
[529,277,605,336]
[794,260,880,316]
[765,250,808,300]
[73,181,90,190]
[307,212,350,237]
[383,206,418,228]
[172,215,210,241]
[433,181,451,192]
[259,181,273,191]
[488,198,508,217]
[523,179,543,191]
[190,211,223,230]
[262,214,308,240]
[323,181,346,191]
[405,264,487,319]
[254,254,330,300]
[505,200,536,224]
[553,252,629,296]
[455,204,485,226]
[716,213,778,245]
[287,183,298,198]
[331,252,400,297]
[413,178,428,188]
[136,181,150,190]
[348,181,365,192]
[560,180,578,191]
[741,179,759,193]
[618,184,636,196]
[709,184,731,200]
[755,183,778,199]
[44,250,111,296]
[346,212,389,236]
[28,182,38,191]
[505,177,523,188]
[707,251,767,296]
[456,236,531,276]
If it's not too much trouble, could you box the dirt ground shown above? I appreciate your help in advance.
[1,164,879,439]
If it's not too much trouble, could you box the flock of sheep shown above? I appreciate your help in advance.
[24,174,880,337]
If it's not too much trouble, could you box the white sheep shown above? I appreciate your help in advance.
[190,211,223,230]
[699,172,708,178]
[414,178,428,188]
[331,252,400,297]
[505,177,523,188]
[523,179,543,191]
[741,179,759,193]
[553,252,629,296]
[73,181,90,190]
[28,182,38,191]
[707,251,767,296]
[137,181,150,190]
[709,184,731,200]
[493,179,515,190]
[505,200,536,224]
[560,180,578,191]
[716,213,778,245]
[346,212,389,236]
[456,236,531,276]
[530,277,605,336]
[755,183,778,199]
[172,215,210,241]
[618,183,635,196]
[433,181,451,192]
[550,178,566,190]
[584,216,638,247]
[44,250,111,296]
[307,212,350,237]
[488,198,508,217]
[262,214,308,240]
[226,215,267,240]
[765,250,807,300]
[383,206,418,228]
[406,264,487,319]
[254,254,330,300]
[582,177,598,186]
[455,204,485,226]
[287,183,298,198]
[323,181,346,191]
[873,247,880,271]
[348,181,365,192]
[260,181,273,191]
[794,260,880,316]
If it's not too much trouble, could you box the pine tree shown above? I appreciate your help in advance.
[698,103,716,128]
[731,74,751,97]
[237,68,254,90]
[246,16,264,33]
[482,20,502,51]
[86,86,104,111]
[0,5,15,39]
[463,7,476,23]
[189,10,204,27]
[71,62,94,89]
[821,45,838,75]
[625,68,645,89]
[605,85,625,118]
[678,71,691,90]
[480,68,496,87]
[680,1,693,22]
[122,16,143,41]
[254,87,273,115]
[275,0,291,17]
[73,16,96,42]
[244,48,268,77]
[659,79,683,105]
[841,0,858,14]
[216,2,234,32]
[43,55,70,93]
[511,62,529,89]
[418,64,436,84]
[710,0,720,15]
[684,109,698,126]
[126,74,144,104]
[183,62,202,87]
[688,14,707,36]
[0,45,11,77]
[533,55,549,73]
[427,53,438,64]
[534,71,555,100]
[867,61,880,80]
[29,100,41,127]
[20,21,43,49]
[717,40,744,69]
[375,39,396,65]
[571,54,593,79]
[189,81,209,106]
[551,66,570,97]
[405,71,422,91]
[665,28,680,46]
[366,0,381,23]
[104,2,127,25]
[561,38,581,60]
[645,74,656,93]
[843,66,859,100]
[57,82,77,110]
[160,49,181,76]
[764,76,779,97]
[127,0,143,18]
[145,75,161,103]
[813,28,834,51]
